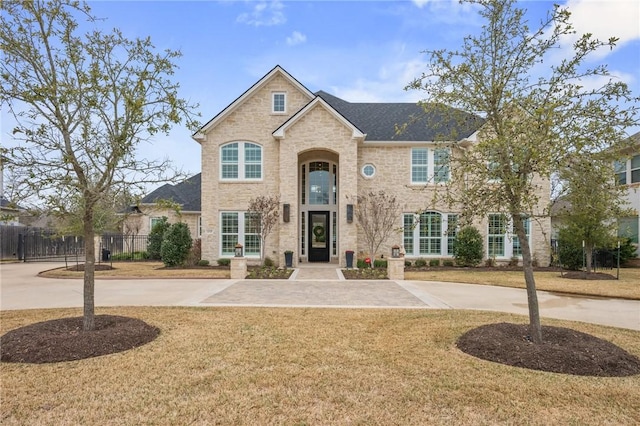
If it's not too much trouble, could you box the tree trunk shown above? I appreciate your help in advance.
[513,215,542,344]
[83,206,95,331]
[585,246,593,273]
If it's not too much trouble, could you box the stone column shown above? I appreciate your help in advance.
[230,257,247,280]
[387,257,404,281]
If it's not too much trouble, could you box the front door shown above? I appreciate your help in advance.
[308,211,330,262]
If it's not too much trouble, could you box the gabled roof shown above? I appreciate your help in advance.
[192,65,315,141]
[141,173,201,212]
[272,96,365,140]
[316,91,483,142]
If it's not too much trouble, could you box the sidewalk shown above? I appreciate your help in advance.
[1,262,638,330]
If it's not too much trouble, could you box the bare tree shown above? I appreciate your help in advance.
[355,191,401,267]
[247,195,280,265]
[0,0,199,330]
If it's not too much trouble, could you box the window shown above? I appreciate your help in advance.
[220,142,262,180]
[512,217,530,257]
[197,216,202,238]
[488,214,506,257]
[220,212,261,257]
[150,217,163,231]
[362,163,376,178]
[488,214,531,258]
[614,160,627,185]
[632,155,640,184]
[618,216,639,244]
[447,214,458,255]
[411,148,429,183]
[272,92,286,113]
[411,147,450,184]
[403,212,456,256]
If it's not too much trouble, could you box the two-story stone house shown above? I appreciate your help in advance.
[615,131,640,256]
[192,65,551,267]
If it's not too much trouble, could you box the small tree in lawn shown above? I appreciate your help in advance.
[407,0,639,343]
[247,195,280,266]
[454,226,484,267]
[0,0,199,330]
[554,152,633,274]
[355,191,401,267]
[148,217,170,260]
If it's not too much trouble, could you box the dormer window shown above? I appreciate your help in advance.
[272,92,286,113]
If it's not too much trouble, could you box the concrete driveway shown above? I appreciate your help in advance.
[1,262,638,331]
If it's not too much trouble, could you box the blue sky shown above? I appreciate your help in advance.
[3,0,640,180]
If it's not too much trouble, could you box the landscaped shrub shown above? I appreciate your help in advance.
[357,259,368,269]
[429,258,440,267]
[148,217,170,260]
[160,222,193,267]
[197,259,210,266]
[217,258,230,267]
[263,256,274,267]
[442,259,455,267]
[186,238,202,266]
[109,251,148,261]
[453,226,483,267]
[485,257,496,267]
[414,259,427,267]
[404,260,412,267]
[374,259,387,268]
[509,256,520,267]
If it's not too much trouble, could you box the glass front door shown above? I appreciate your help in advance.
[308,211,330,262]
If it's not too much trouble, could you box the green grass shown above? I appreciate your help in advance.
[2,307,639,425]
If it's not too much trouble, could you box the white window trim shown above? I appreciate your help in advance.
[219,211,261,258]
[403,212,456,257]
[272,92,287,114]
[361,163,376,178]
[487,214,531,259]
[219,141,263,181]
[410,147,450,184]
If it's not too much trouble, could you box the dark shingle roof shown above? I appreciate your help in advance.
[141,173,201,212]
[315,91,483,141]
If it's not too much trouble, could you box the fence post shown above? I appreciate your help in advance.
[17,233,24,261]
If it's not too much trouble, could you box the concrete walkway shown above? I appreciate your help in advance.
[1,262,638,331]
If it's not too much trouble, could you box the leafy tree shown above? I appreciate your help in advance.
[554,152,633,273]
[148,217,170,260]
[354,191,401,267]
[453,226,483,267]
[160,222,192,267]
[0,0,199,330]
[407,0,639,342]
[247,195,280,265]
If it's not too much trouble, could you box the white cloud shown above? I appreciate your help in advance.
[237,0,286,27]
[286,31,306,46]
[560,0,640,58]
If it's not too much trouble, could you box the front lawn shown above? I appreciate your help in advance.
[1,307,639,425]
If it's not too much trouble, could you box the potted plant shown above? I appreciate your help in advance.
[284,250,294,268]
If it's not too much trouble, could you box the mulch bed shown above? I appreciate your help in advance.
[457,322,640,377]
[66,264,114,272]
[561,271,617,280]
[0,315,160,364]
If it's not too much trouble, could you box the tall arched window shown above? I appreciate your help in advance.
[220,142,262,180]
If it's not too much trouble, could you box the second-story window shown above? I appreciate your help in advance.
[272,92,286,113]
[411,147,450,184]
[220,142,262,181]
[632,155,640,183]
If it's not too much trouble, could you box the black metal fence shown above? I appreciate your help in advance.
[0,225,84,261]
[99,233,150,262]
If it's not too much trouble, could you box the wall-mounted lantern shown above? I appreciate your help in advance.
[234,243,244,257]
[391,245,400,258]
[283,204,290,223]
[347,204,353,223]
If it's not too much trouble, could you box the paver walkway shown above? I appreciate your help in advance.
[1,262,638,330]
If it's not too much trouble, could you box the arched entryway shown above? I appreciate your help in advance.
[299,150,339,262]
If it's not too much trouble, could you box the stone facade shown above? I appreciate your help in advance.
[193,66,552,267]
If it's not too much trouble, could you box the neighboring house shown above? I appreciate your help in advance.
[123,173,202,239]
[192,65,551,267]
[0,197,21,225]
[614,131,640,256]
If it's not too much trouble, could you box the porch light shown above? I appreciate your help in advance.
[283,204,290,223]
[392,245,400,258]
[234,243,244,257]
